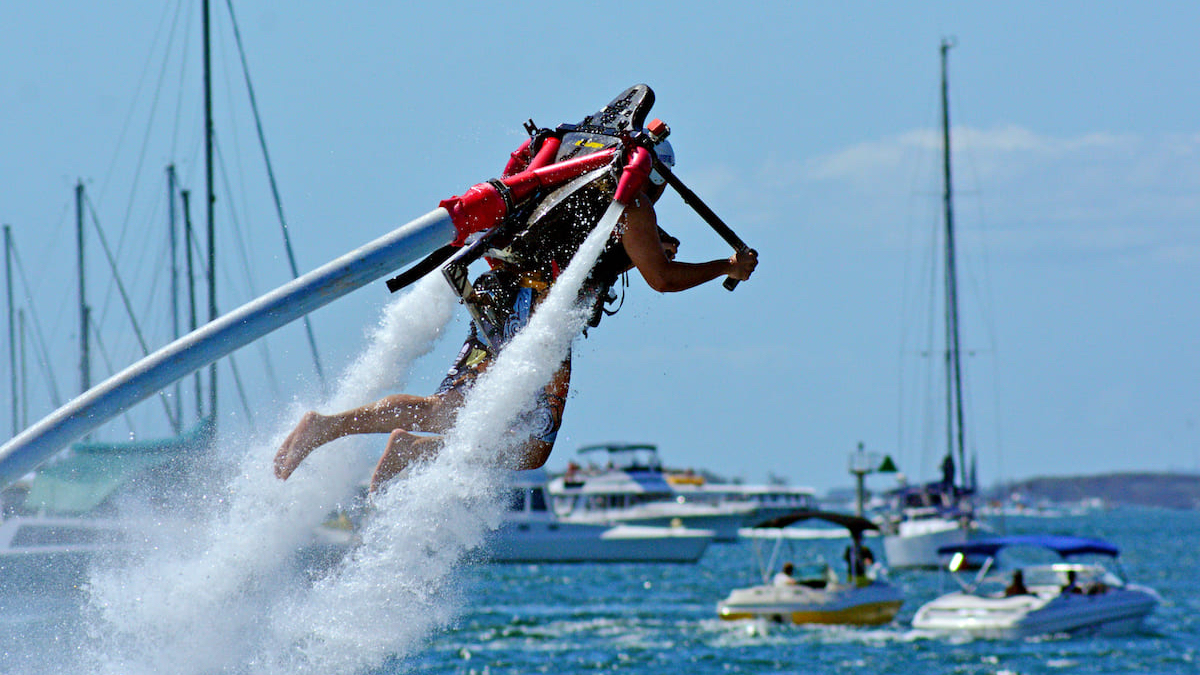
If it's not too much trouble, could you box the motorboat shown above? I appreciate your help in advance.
[911,535,1160,637]
[486,469,713,563]
[549,443,757,542]
[716,510,904,626]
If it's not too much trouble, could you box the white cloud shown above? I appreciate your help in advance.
[730,125,1200,262]
[803,125,1139,183]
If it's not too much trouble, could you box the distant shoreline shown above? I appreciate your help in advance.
[986,472,1200,511]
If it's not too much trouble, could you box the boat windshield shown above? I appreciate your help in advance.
[792,561,832,583]
[975,563,1123,596]
[1021,564,1122,589]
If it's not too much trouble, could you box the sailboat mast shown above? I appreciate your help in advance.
[202,0,218,421]
[183,189,203,422]
[76,181,90,396]
[4,225,15,437]
[168,164,183,432]
[940,38,969,491]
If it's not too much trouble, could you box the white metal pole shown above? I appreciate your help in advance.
[0,208,456,487]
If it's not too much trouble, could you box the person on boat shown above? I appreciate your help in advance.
[1004,569,1029,597]
[273,140,757,492]
[1062,569,1083,595]
[844,543,876,585]
[773,562,799,586]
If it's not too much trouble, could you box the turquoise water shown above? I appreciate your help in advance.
[408,507,1200,675]
[3,507,1197,674]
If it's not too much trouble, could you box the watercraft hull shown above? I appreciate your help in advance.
[717,582,904,626]
[912,586,1160,638]
[486,523,712,564]
[882,517,968,569]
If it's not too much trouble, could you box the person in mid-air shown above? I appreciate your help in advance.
[274,108,757,493]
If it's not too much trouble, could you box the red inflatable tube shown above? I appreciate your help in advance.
[612,145,652,205]
[441,147,618,244]
[526,136,562,171]
[500,134,563,177]
[501,138,533,177]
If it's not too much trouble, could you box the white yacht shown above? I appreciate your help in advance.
[311,468,715,564]
[883,43,982,568]
[912,535,1160,638]
[667,477,819,528]
[486,469,713,563]
[548,444,757,542]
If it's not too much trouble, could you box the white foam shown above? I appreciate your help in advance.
[81,203,624,675]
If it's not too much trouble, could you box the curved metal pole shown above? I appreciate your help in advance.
[0,209,456,488]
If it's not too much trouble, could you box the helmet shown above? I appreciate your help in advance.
[648,137,674,186]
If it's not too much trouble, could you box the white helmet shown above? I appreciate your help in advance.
[648,137,674,186]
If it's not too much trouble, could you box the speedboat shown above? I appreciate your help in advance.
[716,510,904,626]
[911,535,1160,637]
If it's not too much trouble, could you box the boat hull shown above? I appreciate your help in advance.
[555,505,748,542]
[717,582,904,626]
[912,586,1160,638]
[486,522,712,564]
[882,517,968,569]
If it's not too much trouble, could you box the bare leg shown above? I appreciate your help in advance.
[274,392,457,480]
[369,430,443,493]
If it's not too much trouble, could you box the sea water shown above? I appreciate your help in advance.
[44,202,627,675]
[6,509,1198,674]
[4,202,1199,673]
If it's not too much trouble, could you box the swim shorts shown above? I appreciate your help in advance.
[435,275,571,445]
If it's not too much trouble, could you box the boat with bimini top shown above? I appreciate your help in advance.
[911,535,1160,638]
[716,510,904,626]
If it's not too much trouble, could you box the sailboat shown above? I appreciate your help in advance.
[879,39,979,569]
[0,178,216,587]
[0,0,320,586]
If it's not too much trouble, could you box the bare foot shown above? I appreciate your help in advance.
[274,412,333,480]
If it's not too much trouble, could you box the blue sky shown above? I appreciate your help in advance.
[2,1,1198,493]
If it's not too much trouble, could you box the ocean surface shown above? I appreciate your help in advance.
[2,506,1197,675]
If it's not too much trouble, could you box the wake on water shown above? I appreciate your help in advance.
[79,202,626,675]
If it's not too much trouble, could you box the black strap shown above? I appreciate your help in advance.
[384,244,458,293]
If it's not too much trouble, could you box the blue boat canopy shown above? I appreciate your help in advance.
[937,535,1119,559]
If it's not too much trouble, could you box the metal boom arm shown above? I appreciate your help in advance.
[0,209,456,488]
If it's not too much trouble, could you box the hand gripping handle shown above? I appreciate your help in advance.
[655,162,753,291]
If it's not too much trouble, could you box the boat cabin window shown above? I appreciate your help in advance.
[529,487,548,512]
[506,488,526,512]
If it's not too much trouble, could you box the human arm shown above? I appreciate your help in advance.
[620,193,757,293]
